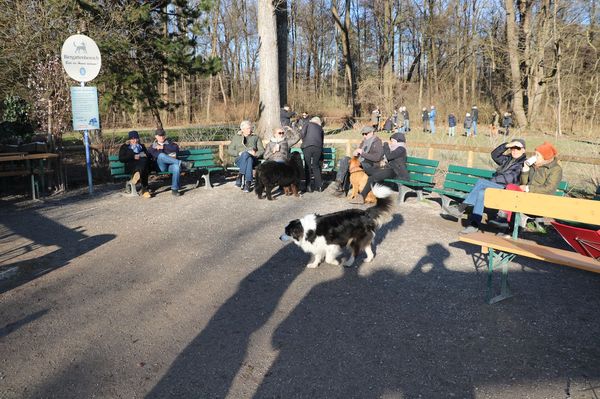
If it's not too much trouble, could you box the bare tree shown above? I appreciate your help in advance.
[257,0,281,137]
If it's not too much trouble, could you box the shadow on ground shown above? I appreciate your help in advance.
[0,201,115,294]
[147,237,600,398]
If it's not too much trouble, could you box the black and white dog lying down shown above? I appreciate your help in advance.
[280,184,394,268]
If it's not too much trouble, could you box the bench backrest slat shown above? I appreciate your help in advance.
[407,156,439,168]
[408,172,435,184]
[484,188,600,225]
[448,165,494,179]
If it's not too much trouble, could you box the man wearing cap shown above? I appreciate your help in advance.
[350,132,409,204]
[118,131,151,198]
[445,140,528,233]
[332,125,383,196]
[148,128,189,196]
[296,112,310,130]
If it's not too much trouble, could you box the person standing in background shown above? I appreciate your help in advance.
[471,105,479,136]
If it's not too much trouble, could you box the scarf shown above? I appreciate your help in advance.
[359,135,376,163]
[129,143,142,154]
[388,141,405,152]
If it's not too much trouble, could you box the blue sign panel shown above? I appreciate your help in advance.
[71,86,100,130]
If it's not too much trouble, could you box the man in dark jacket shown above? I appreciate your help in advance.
[118,130,151,198]
[300,116,325,192]
[445,139,527,233]
[296,112,310,130]
[333,125,384,196]
[148,128,190,196]
[280,105,296,128]
[351,132,409,204]
[502,112,512,135]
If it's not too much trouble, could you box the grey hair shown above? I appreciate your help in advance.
[240,120,253,130]
[310,116,322,126]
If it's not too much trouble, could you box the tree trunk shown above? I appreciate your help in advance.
[276,0,288,106]
[257,0,281,137]
[504,0,528,127]
[332,0,358,116]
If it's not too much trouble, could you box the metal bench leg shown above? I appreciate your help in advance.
[398,184,412,202]
[440,195,453,210]
[124,181,139,197]
[486,248,515,304]
[203,172,213,189]
[416,189,423,201]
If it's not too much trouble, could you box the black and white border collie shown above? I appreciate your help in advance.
[280,184,394,268]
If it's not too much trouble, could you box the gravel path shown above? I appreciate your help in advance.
[1,179,599,398]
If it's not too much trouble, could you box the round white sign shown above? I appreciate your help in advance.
[61,34,102,83]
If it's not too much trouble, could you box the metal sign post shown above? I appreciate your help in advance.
[61,34,102,195]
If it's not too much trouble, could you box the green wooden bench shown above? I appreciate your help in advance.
[109,148,223,195]
[383,156,440,202]
[290,147,337,173]
[226,147,337,175]
[424,164,494,211]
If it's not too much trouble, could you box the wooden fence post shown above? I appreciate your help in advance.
[427,147,434,160]
[467,151,474,167]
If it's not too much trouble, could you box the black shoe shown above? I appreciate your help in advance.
[172,189,181,197]
[489,217,509,230]
[243,182,252,193]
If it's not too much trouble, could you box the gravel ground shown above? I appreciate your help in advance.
[0,177,599,399]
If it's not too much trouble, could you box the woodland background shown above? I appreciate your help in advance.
[0,0,599,142]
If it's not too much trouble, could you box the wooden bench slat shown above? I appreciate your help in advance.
[407,156,439,167]
[483,189,600,225]
[459,232,600,273]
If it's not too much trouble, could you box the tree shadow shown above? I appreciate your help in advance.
[0,201,115,294]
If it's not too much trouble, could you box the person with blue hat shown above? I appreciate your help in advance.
[118,130,151,198]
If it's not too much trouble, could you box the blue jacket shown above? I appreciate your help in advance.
[429,109,436,121]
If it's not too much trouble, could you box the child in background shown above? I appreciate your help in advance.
[448,113,456,137]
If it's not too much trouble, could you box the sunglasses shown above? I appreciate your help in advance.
[509,146,524,150]
[277,131,285,135]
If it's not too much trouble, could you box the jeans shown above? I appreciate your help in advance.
[463,179,505,221]
[448,126,455,136]
[156,153,181,190]
[472,120,478,136]
[465,127,471,136]
[235,151,256,183]
[403,120,410,132]
[429,120,436,134]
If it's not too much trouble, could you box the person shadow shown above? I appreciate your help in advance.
[253,243,600,398]
[145,244,309,398]
[0,201,115,294]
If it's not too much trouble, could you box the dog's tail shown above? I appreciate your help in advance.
[366,184,394,225]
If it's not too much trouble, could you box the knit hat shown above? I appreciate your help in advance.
[535,142,558,160]
[390,133,406,143]
[155,128,166,136]
[128,130,140,140]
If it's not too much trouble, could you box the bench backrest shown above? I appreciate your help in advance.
[405,156,439,184]
[109,155,127,177]
[443,165,494,194]
[178,148,219,168]
[291,147,337,171]
[484,188,600,226]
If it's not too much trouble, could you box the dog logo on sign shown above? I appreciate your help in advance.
[74,41,87,54]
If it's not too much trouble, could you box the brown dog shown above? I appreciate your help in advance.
[347,157,377,204]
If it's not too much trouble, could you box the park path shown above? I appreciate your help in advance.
[0,182,599,398]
